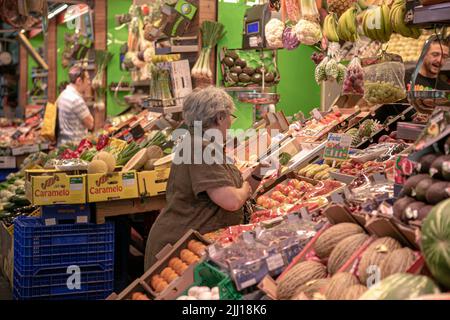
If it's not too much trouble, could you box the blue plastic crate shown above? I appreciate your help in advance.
[13,264,114,300]
[14,217,114,274]
[41,204,92,225]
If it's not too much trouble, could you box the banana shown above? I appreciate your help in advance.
[324,13,340,43]
[381,4,392,42]
[298,164,316,176]
[306,164,329,178]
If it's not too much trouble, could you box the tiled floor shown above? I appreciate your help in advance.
[0,274,12,300]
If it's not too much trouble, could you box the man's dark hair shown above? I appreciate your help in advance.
[68,66,86,84]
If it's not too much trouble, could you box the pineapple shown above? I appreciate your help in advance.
[358,119,379,138]
[327,0,357,18]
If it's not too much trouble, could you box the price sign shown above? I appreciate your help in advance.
[323,133,352,162]
[311,108,323,121]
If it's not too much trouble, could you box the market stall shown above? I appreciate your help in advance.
[0,0,450,302]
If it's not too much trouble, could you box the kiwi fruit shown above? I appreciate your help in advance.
[417,153,440,174]
[226,50,239,60]
[235,58,247,68]
[430,155,450,179]
[425,181,450,204]
[393,196,416,220]
[401,174,430,197]
[242,67,255,76]
[230,66,242,74]
[222,57,234,67]
[413,177,435,202]
[239,73,251,83]
[228,72,239,83]
[251,73,262,83]
[403,201,426,222]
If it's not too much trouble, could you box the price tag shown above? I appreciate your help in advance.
[300,207,311,221]
[323,133,352,162]
[44,218,57,226]
[373,172,387,184]
[330,191,345,204]
[266,254,284,271]
[76,216,88,223]
[11,130,21,140]
[311,108,323,120]
[240,278,257,289]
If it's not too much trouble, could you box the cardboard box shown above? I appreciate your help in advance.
[87,171,139,202]
[25,169,87,206]
[137,168,170,197]
[0,156,16,169]
[144,230,210,300]
[160,60,192,101]
[0,222,13,288]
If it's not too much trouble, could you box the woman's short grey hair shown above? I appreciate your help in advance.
[183,86,235,129]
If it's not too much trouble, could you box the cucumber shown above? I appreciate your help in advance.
[9,195,31,207]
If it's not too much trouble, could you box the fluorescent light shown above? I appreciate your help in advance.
[48,4,68,19]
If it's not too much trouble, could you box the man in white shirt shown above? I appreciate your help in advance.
[57,66,94,146]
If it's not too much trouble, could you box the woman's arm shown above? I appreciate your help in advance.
[207,181,252,212]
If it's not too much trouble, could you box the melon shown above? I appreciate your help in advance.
[341,284,367,300]
[122,149,148,172]
[146,145,163,160]
[328,233,370,274]
[380,247,416,279]
[277,261,328,300]
[88,160,108,174]
[290,278,331,300]
[421,199,450,288]
[93,151,116,173]
[313,223,365,259]
[359,273,440,300]
[324,272,360,300]
[357,237,402,285]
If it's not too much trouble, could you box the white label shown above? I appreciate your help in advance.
[0,156,16,168]
[311,108,323,120]
[77,216,88,223]
[240,278,257,289]
[266,254,284,271]
[45,218,56,226]
[373,173,387,184]
[123,178,135,187]
[300,207,311,221]
[12,145,39,156]
[70,183,83,191]
[249,36,258,47]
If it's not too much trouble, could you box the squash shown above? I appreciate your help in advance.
[327,233,370,274]
[359,273,440,300]
[122,149,148,172]
[421,198,450,288]
[324,272,360,300]
[380,247,416,279]
[358,237,402,285]
[277,261,327,300]
[146,145,163,160]
[313,223,365,259]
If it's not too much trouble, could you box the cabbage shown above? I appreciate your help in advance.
[282,27,300,50]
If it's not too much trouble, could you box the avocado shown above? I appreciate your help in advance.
[425,181,450,204]
[418,153,440,174]
[393,196,416,221]
[222,57,234,67]
[430,155,450,179]
[404,201,427,222]
[413,177,436,202]
[242,67,255,76]
[235,58,247,68]
[226,50,239,60]
[401,174,430,197]
[238,73,251,83]
[230,66,242,74]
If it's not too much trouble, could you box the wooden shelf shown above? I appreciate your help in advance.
[413,3,450,25]
[131,80,151,87]
[146,105,183,114]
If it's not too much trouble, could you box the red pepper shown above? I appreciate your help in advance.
[96,134,110,151]
[76,139,93,154]
[60,149,80,160]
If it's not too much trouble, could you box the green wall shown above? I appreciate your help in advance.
[217,0,321,129]
[56,24,74,91]
[106,0,133,116]
[28,34,45,100]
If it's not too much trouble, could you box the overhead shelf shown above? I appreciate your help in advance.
[146,105,183,114]
[413,3,450,25]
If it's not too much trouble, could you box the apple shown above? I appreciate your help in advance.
[256,195,268,206]
[283,185,295,196]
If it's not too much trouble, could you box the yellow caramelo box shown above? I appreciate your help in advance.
[137,168,170,197]
[87,171,139,202]
[26,170,86,205]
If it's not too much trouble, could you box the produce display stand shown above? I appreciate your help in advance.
[94,194,166,224]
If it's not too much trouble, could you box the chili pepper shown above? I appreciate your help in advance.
[96,134,110,151]
[76,139,93,154]
[60,149,80,160]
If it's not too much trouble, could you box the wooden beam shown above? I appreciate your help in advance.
[18,44,28,112]
[198,0,217,83]
[93,0,107,130]
[47,19,57,103]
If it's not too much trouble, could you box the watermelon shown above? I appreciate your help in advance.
[421,199,450,288]
[359,273,440,300]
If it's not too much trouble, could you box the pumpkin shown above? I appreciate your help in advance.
[324,272,360,300]
[380,247,416,279]
[277,261,327,300]
[290,278,331,300]
[421,199,450,288]
[313,223,365,259]
[341,284,367,300]
[327,233,370,274]
[359,273,440,300]
[358,237,402,285]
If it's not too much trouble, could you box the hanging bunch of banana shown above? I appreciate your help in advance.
[337,6,359,43]
[323,13,340,43]
[390,0,422,39]
[361,3,392,43]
